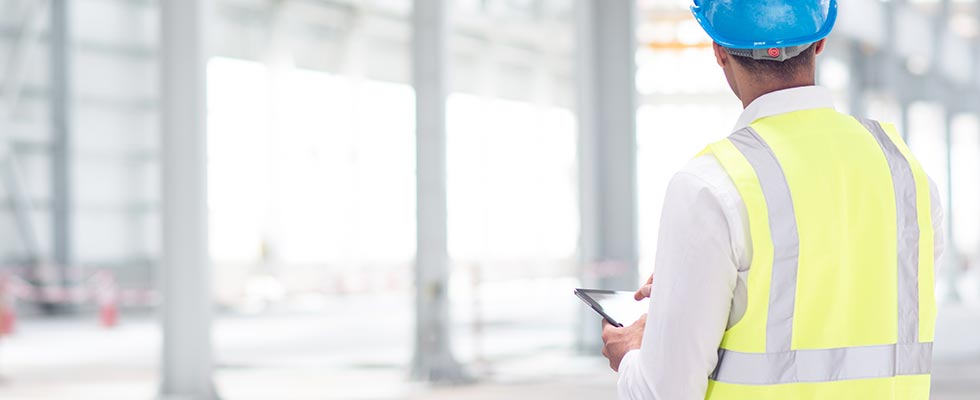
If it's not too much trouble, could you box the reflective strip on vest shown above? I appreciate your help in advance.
[727,127,800,354]
[710,121,931,385]
[712,343,933,385]
[860,119,921,346]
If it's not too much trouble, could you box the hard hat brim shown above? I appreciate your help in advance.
[691,0,838,50]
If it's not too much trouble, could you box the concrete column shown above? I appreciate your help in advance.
[943,108,961,302]
[575,0,638,351]
[931,0,957,301]
[847,41,867,119]
[974,4,980,302]
[49,0,73,289]
[410,0,468,383]
[159,0,216,398]
[899,101,911,142]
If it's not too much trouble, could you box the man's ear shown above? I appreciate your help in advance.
[712,42,728,67]
[813,39,827,55]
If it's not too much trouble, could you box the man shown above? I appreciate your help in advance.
[600,1,944,399]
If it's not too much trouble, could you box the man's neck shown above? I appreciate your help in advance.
[739,80,816,109]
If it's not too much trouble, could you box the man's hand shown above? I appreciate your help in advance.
[634,274,654,300]
[601,314,647,372]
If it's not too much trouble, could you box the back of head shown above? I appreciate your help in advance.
[691,0,837,71]
[692,0,837,101]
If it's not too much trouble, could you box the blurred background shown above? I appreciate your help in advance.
[0,0,977,398]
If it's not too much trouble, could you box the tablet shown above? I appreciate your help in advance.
[575,288,649,328]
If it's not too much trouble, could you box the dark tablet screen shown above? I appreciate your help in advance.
[575,288,649,328]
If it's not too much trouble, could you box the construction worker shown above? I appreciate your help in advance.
[601,1,944,399]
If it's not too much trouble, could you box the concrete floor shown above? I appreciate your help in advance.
[0,288,977,399]
[0,351,976,399]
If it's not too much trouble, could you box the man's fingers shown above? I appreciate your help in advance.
[601,312,645,373]
[634,284,652,300]
[633,274,654,300]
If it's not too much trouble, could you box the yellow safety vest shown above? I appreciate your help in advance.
[702,108,936,400]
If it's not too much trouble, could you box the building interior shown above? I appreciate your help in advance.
[0,0,977,398]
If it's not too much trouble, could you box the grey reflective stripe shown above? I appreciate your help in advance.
[711,342,933,385]
[729,128,800,353]
[860,118,921,345]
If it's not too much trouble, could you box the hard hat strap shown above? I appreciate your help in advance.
[725,43,813,62]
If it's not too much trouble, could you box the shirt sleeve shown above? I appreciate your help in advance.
[617,161,739,400]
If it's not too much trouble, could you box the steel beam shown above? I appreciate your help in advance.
[410,0,468,384]
[49,0,73,288]
[159,0,217,398]
[575,0,638,351]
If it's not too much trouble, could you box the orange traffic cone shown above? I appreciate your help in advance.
[95,270,119,328]
[99,301,118,328]
[0,306,14,335]
[0,275,15,335]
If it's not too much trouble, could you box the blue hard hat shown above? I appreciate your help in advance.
[691,0,838,49]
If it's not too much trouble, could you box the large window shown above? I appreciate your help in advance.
[447,94,578,270]
[207,57,416,302]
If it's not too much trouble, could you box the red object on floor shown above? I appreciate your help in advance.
[94,269,119,328]
[0,305,15,335]
[99,302,118,328]
[0,274,12,335]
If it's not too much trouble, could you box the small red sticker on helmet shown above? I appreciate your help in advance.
[768,48,781,57]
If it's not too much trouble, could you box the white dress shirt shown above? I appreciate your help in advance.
[616,86,945,400]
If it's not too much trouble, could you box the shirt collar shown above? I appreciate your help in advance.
[732,85,836,132]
